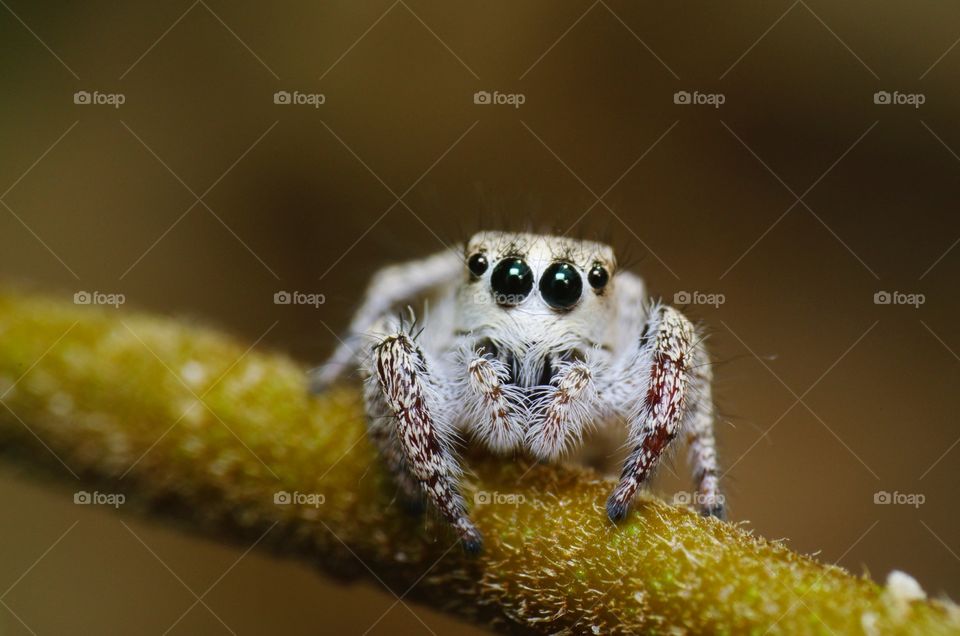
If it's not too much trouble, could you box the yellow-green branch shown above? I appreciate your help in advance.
[0,291,956,635]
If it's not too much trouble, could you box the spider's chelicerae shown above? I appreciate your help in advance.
[313,231,724,552]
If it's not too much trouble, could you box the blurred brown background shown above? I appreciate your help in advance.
[1,1,959,634]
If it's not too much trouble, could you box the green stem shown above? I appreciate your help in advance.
[0,291,956,635]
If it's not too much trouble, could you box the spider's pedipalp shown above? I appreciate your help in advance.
[458,348,526,453]
[525,360,601,460]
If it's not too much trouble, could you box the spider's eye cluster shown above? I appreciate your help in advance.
[539,262,582,310]
[490,257,533,306]
[470,251,610,309]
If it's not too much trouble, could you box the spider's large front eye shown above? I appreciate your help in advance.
[468,253,488,277]
[539,262,583,310]
[490,257,533,306]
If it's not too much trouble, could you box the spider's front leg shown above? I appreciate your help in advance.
[606,305,724,522]
[362,378,424,510]
[369,333,482,552]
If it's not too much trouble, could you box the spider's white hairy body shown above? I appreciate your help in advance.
[314,231,723,552]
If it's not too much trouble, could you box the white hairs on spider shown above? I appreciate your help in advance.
[312,231,724,553]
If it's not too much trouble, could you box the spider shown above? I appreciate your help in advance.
[312,231,724,553]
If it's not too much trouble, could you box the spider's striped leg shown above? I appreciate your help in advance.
[684,343,724,518]
[607,306,720,522]
[371,333,482,552]
[362,377,425,511]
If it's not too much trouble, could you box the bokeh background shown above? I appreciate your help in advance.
[1,1,959,633]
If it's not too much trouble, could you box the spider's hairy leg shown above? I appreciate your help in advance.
[310,248,462,392]
[371,333,482,552]
[684,341,724,518]
[460,349,525,453]
[526,360,599,461]
[362,377,425,512]
[607,305,702,522]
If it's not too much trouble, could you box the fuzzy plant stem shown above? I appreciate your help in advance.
[0,291,956,635]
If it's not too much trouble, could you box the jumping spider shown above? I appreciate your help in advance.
[312,231,724,552]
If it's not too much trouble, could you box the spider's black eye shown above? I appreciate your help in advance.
[588,264,609,290]
[539,262,583,310]
[468,253,488,277]
[490,257,533,306]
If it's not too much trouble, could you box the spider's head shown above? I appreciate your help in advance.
[458,231,618,350]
